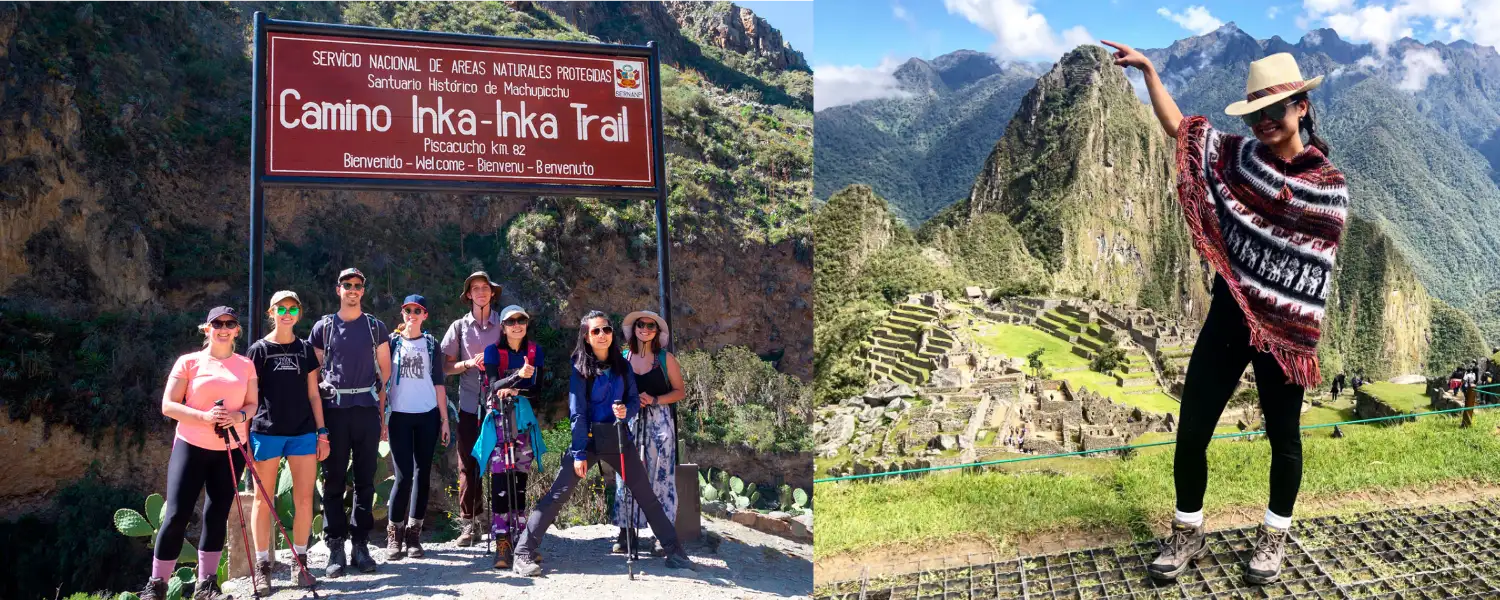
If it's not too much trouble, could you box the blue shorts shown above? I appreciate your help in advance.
[250,432,318,461]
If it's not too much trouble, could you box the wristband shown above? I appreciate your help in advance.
[317,427,329,436]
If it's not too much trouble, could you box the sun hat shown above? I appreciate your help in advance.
[337,267,365,282]
[268,290,301,307]
[460,271,503,303]
[1223,52,1323,116]
[499,305,530,323]
[622,310,669,347]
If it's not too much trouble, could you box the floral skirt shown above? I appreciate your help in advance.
[613,404,677,530]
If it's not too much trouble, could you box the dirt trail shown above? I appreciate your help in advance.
[231,517,810,599]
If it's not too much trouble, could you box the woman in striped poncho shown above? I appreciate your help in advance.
[1102,42,1348,586]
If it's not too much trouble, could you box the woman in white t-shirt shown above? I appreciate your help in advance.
[383,294,448,559]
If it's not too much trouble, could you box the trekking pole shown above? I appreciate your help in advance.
[613,398,635,580]
[226,424,322,599]
[503,396,520,560]
[634,406,649,558]
[215,400,263,600]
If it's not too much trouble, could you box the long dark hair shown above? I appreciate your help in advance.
[572,310,626,380]
[1291,92,1331,157]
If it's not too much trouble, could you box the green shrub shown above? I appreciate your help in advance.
[1,469,153,600]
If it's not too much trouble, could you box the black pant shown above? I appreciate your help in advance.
[155,438,247,560]
[515,426,680,560]
[387,408,440,522]
[1175,277,1305,518]
[323,405,380,542]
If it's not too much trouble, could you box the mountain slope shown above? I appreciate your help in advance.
[923,46,1210,318]
[814,53,1041,223]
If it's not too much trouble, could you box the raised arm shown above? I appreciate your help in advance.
[1102,40,1183,138]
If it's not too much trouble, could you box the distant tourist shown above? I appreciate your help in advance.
[1106,43,1345,586]
[1330,372,1346,399]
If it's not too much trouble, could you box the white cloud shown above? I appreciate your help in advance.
[1302,0,1500,56]
[1396,46,1448,90]
[1157,5,1225,35]
[892,1,914,24]
[813,58,912,111]
[943,0,1095,60]
[1268,6,1282,19]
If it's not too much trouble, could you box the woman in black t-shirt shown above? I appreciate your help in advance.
[245,291,326,593]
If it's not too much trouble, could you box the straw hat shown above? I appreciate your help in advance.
[1223,53,1323,116]
[622,310,670,347]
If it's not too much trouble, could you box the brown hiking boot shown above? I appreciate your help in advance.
[191,579,231,600]
[253,558,274,596]
[455,517,479,547]
[293,556,317,587]
[386,520,406,560]
[1245,524,1290,585]
[1148,519,1208,581]
[138,578,167,600]
[406,518,426,558]
[494,539,513,569]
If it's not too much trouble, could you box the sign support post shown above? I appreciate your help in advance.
[248,11,269,343]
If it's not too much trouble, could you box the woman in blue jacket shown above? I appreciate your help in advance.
[510,311,694,576]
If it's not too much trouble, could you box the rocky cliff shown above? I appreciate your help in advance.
[924,46,1212,320]
[0,2,811,513]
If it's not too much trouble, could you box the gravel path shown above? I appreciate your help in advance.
[227,517,811,599]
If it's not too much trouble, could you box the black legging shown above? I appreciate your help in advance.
[387,408,440,522]
[1174,276,1305,518]
[155,438,248,560]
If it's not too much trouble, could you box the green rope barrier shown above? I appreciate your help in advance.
[816,383,1500,483]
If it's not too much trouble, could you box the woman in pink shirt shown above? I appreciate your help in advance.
[137,307,258,600]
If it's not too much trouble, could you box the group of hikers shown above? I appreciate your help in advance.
[138,268,694,600]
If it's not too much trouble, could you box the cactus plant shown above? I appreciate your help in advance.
[793,488,808,509]
[702,483,719,503]
[729,476,744,496]
[114,493,197,562]
[778,484,794,511]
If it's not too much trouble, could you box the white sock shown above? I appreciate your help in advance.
[1265,509,1292,530]
[256,551,269,562]
[293,545,307,557]
[1175,509,1204,527]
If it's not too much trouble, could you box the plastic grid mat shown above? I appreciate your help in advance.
[815,500,1500,599]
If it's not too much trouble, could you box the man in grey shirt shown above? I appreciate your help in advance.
[440,271,504,546]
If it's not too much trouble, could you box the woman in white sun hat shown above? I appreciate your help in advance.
[1102,42,1348,586]
[611,310,686,556]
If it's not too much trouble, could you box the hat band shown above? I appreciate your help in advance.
[1246,80,1305,102]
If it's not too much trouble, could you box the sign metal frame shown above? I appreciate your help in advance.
[247,12,672,346]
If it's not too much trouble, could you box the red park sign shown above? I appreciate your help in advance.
[264,32,656,188]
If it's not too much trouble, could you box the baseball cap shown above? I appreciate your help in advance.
[499,305,529,322]
[401,294,429,312]
[338,267,365,282]
[269,290,301,307]
[205,306,238,324]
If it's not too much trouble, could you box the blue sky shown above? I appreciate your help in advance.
[812,0,1500,110]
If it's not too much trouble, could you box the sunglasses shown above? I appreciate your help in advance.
[340,282,365,291]
[273,306,300,316]
[402,307,426,315]
[1240,99,1300,127]
[590,326,614,337]
[210,320,239,330]
[635,320,658,331]
[504,316,529,326]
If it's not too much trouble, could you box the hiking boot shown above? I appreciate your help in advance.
[253,558,274,596]
[191,579,230,600]
[351,538,377,573]
[138,577,168,600]
[512,552,543,577]
[456,517,479,547]
[612,528,642,554]
[1147,520,1208,581]
[405,518,425,559]
[1245,524,1290,585]
[494,539,513,570]
[293,557,317,588]
[386,521,406,560]
[325,537,348,579]
[664,551,697,571]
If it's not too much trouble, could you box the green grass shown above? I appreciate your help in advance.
[975,323,1090,369]
[1361,382,1430,413]
[816,411,1500,558]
